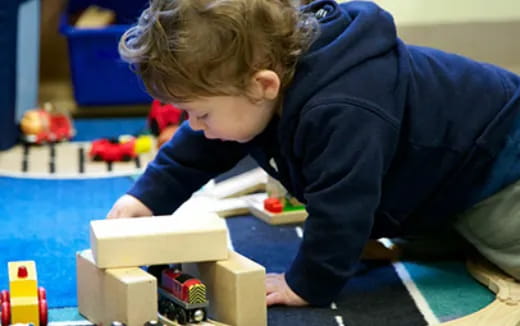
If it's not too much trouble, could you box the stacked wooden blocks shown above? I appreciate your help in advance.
[77,213,266,326]
[177,168,308,225]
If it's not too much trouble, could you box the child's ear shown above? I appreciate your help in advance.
[251,70,280,101]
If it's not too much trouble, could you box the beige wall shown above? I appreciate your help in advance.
[356,0,520,25]
[339,0,520,74]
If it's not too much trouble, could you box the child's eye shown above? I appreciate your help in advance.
[197,114,208,120]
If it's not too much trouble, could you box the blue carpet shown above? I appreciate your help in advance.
[0,176,134,307]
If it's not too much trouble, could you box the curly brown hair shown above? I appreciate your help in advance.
[119,0,318,103]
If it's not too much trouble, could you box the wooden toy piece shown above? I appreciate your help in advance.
[158,313,230,326]
[90,213,229,268]
[76,250,105,325]
[2,261,48,326]
[204,168,268,199]
[247,194,308,225]
[440,257,520,325]
[75,6,115,29]
[180,189,306,225]
[176,193,267,219]
[184,250,267,326]
[76,250,158,326]
[105,268,158,326]
[189,169,307,225]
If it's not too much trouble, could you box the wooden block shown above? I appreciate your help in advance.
[204,168,267,199]
[77,250,105,325]
[184,250,267,326]
[176,193,267,219]
[247,195,308,225]
[10,297,39,326]
[76,250,158,326]
[8,261,38,298]
[90,214,228,268]
[105,268,158,326]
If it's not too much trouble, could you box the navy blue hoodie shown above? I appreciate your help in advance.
[128,0,520,305]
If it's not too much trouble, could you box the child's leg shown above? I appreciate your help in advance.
[454,178,520,280]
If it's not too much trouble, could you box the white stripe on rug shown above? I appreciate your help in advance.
[392,262,440,325]
[377,238,440,325]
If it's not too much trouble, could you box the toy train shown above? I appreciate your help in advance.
[149,265,208,325]
[0,261,48,326]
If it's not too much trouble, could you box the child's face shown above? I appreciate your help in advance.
[174,95,277,143]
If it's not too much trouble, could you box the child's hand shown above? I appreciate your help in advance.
[106,194,153,219]
[265,273,308,306]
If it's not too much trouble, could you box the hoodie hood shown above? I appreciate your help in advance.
[280,1,398,129]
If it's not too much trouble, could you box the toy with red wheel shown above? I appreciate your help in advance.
[20,102,75,144]
[89,135,153,162]
[0,261,48,326]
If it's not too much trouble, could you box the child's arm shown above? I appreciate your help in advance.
[115,121,248,217]
[283,103,399,306]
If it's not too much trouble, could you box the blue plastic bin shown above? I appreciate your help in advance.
[60,0,152,106]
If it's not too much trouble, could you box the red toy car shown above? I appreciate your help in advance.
[89,135,152,162]
[148,100,186,136]
[20,104,75,144]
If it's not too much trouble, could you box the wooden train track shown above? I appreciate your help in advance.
[0,142,157,178]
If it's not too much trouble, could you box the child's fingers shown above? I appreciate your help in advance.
[265,273,284,293]
[266,291,284,306]
[265,273,284,305]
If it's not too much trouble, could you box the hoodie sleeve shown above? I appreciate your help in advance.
[285,102,399,305]
[128,121,248,215]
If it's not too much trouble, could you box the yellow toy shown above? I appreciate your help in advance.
[0,261,48,326]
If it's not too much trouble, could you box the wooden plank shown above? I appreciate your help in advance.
[204,168,268,199]
[90,214,229,268]
[247,195,307,225]
[176,193,266,219]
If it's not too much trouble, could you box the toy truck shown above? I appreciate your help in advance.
[0,261,48,326]
[20,103,75,144]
